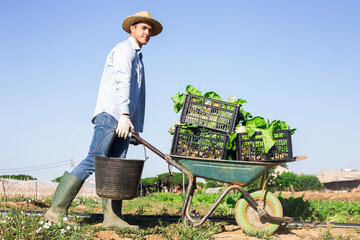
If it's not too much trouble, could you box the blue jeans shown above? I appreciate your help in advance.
[71,112,130,180]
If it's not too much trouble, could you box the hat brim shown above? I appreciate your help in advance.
[122,16,163,36]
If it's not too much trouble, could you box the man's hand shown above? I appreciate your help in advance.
[116,115,134,139]
[129,132,141,145]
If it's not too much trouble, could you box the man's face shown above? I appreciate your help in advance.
[130,22,153,47]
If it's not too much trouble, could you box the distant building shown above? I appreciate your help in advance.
[317,169,360,191]
[274,165,291,175]
[204,187,221,194]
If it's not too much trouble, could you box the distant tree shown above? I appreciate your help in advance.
[171,173,188,187]
[298,174,324,190]
[138,177,157,195]
[52,176,62,182]
[205,180,220,188]
[0,174,37,180]
[142,177,156,187]
[141,177,157,192]
[156,172,188,191]
[274,172,300,191]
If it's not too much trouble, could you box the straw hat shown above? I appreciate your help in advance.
[122,11,163,36]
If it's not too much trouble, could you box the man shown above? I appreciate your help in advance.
[44,11,162,229]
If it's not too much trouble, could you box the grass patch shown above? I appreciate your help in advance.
[0,208,221,239]
[243,228,272,239]
[0,209,93,239]
[161,219,221,240]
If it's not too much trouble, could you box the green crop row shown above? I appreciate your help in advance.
[275,193,360,223]
[141,192,360,223]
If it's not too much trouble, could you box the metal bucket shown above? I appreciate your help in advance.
[93,130,146,200]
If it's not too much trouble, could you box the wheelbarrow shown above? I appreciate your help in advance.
[131,134,307,233]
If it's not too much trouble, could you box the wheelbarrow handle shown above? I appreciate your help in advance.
[129,133,166,161]
[294,155,307,161]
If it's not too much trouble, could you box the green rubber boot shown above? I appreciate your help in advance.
[102,198,139,229]
[44,171,84,223]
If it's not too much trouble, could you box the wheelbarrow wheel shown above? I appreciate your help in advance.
[234,190,282,234]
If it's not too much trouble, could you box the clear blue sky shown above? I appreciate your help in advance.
[0,1,359,181]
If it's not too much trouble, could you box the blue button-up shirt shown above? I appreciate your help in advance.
[93,37,145,132]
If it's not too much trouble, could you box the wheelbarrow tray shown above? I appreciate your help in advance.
[170,155,278,186]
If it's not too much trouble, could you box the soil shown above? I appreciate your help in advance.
[2,200,49,211]
[212,224,360,240]
[276,191,360,202]
[91,224,360,240]
[93,231,127,240]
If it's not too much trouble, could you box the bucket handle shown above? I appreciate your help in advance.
[129,133,174,176]
[92,130,148,161]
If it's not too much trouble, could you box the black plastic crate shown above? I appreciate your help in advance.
[236,130,293,161]
[180,94,240,133]
[171,125,228,160]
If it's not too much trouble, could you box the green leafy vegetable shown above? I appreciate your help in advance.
[171,84,296,160]
[171,93,186,113]
[185,84,202,96]
[258,128,275,153]
[225,131,238,151]
[244,116,266,137]
[203,91,222,101]
[228,98,247,106]
[171,84,246,114]
[239,108,252,122]
[226,116,295,156]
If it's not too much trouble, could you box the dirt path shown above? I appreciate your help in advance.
[92,225,360,240]
[276,191,360,202]
[213,224,360,240]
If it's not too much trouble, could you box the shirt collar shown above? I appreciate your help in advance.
[128,36,141,50]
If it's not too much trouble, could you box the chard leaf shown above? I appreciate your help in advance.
[246,116,266,129]
[171,92,186,113]
[266,119,271,128]
[229,131,237,142]
[229,98,247,106]
[244,126,259,138]
[232,143,236,151]
[204,91,222,101]
[226,131,238,150]
[259,128,275,153]
[279,121,290,130]
[270,120,280,131]
[226,141,233,150]
[186,84,202,96]
[239,108,252,122]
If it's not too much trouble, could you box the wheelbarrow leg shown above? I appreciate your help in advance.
[180,171,196,220]
[184,185,244,227]
[164,157,198,221]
